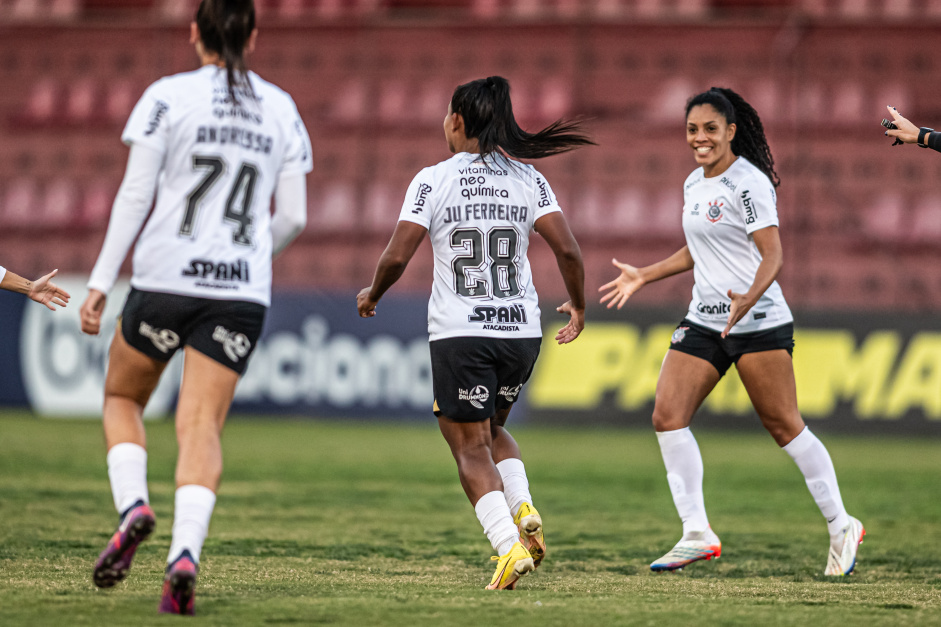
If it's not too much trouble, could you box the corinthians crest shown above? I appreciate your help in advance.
[671,327,689,344]
[706,200,724,223]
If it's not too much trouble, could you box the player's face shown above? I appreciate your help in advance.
[686,104,736,172]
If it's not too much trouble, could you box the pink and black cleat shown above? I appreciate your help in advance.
[158,550,198,616]
[93,500,156,588]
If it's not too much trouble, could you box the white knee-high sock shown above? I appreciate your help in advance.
[106,443,149,515]
[167,485,216,565]
[474,491,520,556]
[657,428,710,536]
[782,427,849,542]
[496,459,532,519]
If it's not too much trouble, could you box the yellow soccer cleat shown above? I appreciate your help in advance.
[514,502,546,568]
[486,541,535,590]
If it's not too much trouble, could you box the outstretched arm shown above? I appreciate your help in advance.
[599,246,694,310]
[883,105,941,151]
[357,221,428,318]
[0,267,70,310]
[534,211,585,344]
[721,225,783,337]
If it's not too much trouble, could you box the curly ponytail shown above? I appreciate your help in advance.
[450,76,594,161]
[195,0,256,105]
[685,87,779,188]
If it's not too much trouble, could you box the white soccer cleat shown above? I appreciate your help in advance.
[825,516,865,576]
[650,528,722,572]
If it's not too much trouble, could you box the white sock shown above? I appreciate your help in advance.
[167,485,217,565]
[782,427,849,545]
[106,442,149,515]
[474,491,520,556]
[656,428,710,537]
[496,458,533,518]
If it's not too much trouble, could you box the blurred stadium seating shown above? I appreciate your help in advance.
[1,0,941,311]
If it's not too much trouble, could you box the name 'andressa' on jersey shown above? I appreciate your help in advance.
[196,125,273,154]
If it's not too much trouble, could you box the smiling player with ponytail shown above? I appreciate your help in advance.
[359,76,591,590]
[601,87,865,577]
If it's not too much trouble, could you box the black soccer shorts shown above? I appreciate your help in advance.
[667,318,794,377]
[119,288,266,375]
[429,336,542,422]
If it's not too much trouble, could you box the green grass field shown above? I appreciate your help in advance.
[1,412,940,626]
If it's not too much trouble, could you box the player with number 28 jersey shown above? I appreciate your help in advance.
[359,76,590,592]
[399,152,560,341]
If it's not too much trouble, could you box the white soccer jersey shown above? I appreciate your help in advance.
[121,65,312,306]
[398,152,562,341]
[682,157,793,334]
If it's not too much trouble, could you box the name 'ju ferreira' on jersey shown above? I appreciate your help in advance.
[121,65,312,307]
[399,152,563,341]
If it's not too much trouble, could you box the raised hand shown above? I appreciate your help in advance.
[599,258,645,310]
[28,269,70,311]
[884,106,920,144]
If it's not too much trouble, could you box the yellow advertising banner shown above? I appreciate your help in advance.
[528,315,941,430]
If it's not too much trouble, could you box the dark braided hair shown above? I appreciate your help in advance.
[196,0,256,105]
[450,76,594,162]
[685,87,780,188]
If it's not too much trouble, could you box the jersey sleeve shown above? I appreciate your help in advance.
[121,80,171,155]
[532,172,562,220]
[279,97,314,178]
[740,174,778,234]
[398,168,435,229]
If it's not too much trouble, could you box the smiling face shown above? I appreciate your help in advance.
[686,103,737,176]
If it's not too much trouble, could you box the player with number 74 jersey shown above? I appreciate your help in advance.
[87,63,312,306]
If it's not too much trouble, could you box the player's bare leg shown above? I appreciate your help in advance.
[94,328,165,588]
[438,416,531,589]
[438,417,502,505]
[160,347,239,615]
[103,326,167,449]
[737,350,862,575]
[650,350,723,572]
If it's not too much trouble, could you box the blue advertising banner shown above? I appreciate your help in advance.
[0,279,440,420]
[230,291,435,418]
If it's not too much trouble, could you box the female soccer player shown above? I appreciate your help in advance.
[0,266,69,309]
[600,88,864,576]
[79,0,311,614]
[358,76,589,590]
